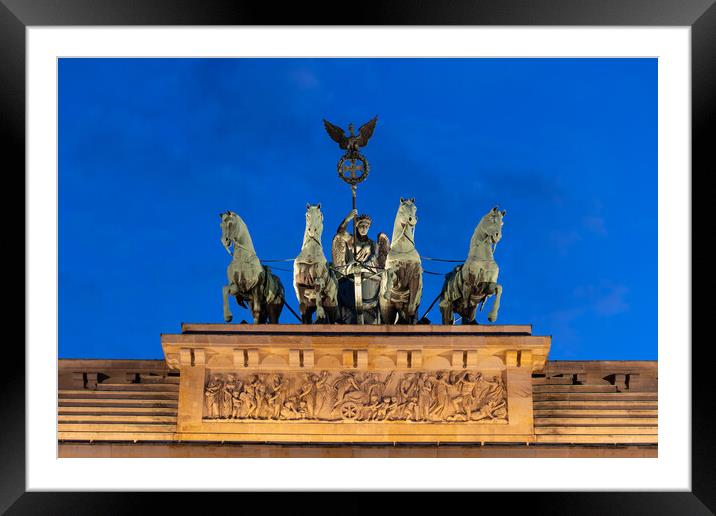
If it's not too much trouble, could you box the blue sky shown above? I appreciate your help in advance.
[59,58,657,360]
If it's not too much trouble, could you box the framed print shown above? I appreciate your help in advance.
[5,0,711,511]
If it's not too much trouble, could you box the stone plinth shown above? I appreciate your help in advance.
[161,324,551,443]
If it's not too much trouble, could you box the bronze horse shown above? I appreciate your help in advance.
[379,198,423,324]
[220,211,285,323]
[439,207,505,324]
[293,204,339,323]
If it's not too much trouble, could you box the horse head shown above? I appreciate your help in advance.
[304,203,324,241]
[398,197,418,228]
[219,210,239,254]
[220,210,254,256]
[478,206,506,245]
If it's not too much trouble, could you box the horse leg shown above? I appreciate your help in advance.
[315,306,328,324]
[379,299,389,324]
[262,301,277,323]
[381,300,397,325]
[302,305,315,324]
[389,306,399,324]
[396,308,405,324]
[488,283,503,322]
[315,286,327,324]
[408,268,423,325]
[396,302,409,324]
[439,297,453,325]
[464,302,478,324]
[407,311,418,325]
[250,285,263,324]
[326,306,339,324]
[268,302,283,324]
[461,275,474,314]
[397,303,413,324]
[223,284,237,322]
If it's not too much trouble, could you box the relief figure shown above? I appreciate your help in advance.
[203,369,507,423]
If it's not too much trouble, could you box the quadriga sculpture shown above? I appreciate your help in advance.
[293,203,339,323]
[439,206,505,324]
[220,211,285,323]
[379,197,423,324]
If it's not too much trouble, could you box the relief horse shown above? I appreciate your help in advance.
[439,206,505,324]
[379,197,423,324]
[293,204,339,324]
[220,211,285,323]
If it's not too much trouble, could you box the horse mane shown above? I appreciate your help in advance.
[469,215,489,249]
[229,213,257,255]
[467,212,496,260]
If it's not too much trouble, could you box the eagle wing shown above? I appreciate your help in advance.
[357,116,378,147]
[323,119,349,149]
[376,232,390,270]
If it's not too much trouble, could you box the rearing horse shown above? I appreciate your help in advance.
[220,211,285,324]
[439,206,505,324]
[379,197,423,324]
[293,204,339,324]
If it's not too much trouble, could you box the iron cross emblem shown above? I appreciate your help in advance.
[338,155,369,186]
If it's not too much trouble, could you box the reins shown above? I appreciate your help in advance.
[392,220,417,251]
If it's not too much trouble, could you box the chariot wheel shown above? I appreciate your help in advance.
[339,401,360,421]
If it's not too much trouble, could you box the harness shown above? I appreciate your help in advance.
[306,234,322,248]
[233,242,257,259]
[393,221,416,251]
[384,221,421,309]
[295,234,334,305]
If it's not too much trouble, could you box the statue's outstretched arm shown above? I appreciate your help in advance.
[337,209,358,234]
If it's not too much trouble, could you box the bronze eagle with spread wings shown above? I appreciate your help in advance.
[323,116,378,156]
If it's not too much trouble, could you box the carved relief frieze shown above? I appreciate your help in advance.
[203,370,507,423]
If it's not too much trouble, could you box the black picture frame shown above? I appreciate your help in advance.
[4,0,710,511]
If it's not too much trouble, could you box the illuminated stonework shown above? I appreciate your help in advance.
[203,370,507,423]
[159,323,547,443]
